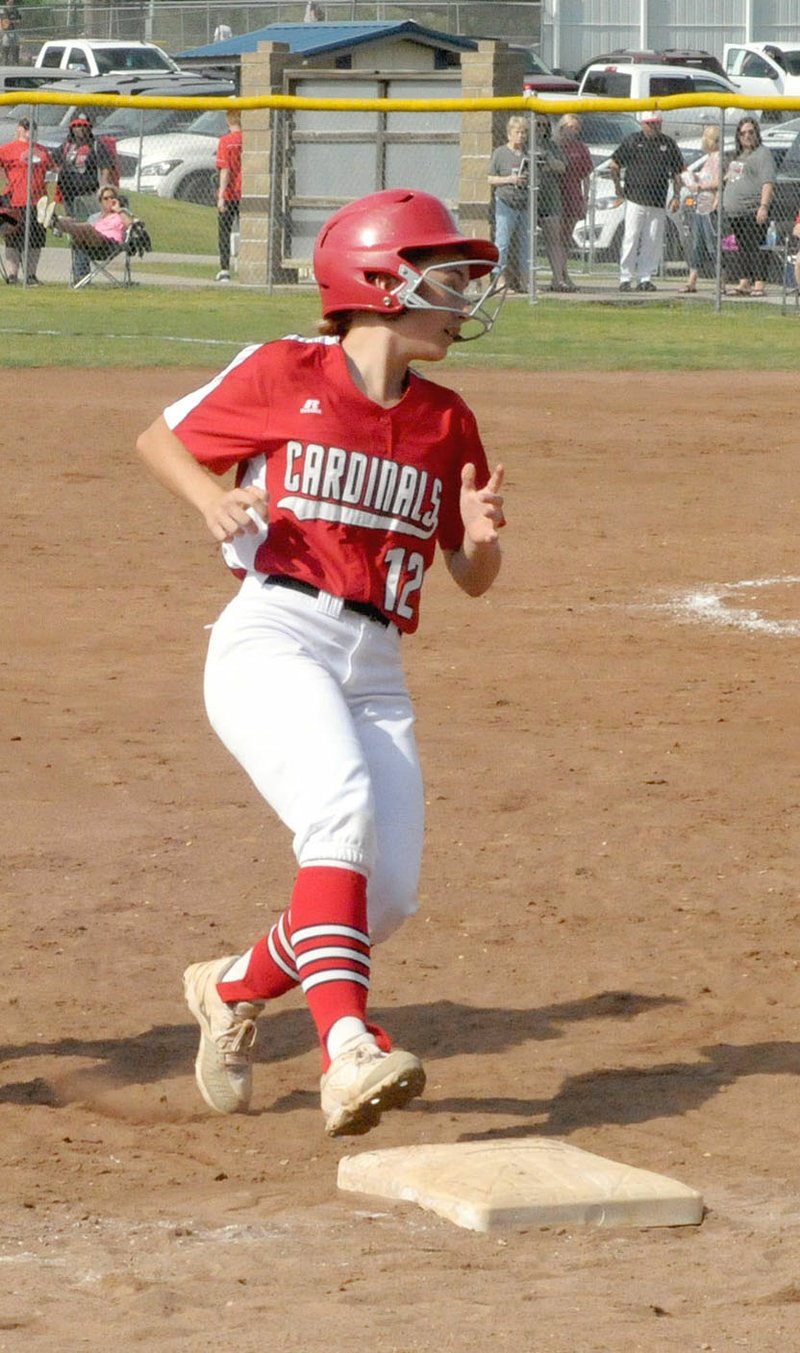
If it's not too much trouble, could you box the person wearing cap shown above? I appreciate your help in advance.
[608,111,685,292]
[52,115,115,223]
[0,117,53,285]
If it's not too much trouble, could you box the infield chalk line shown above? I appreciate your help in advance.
[0,327,246,347]
[647,575,800,638]
[1,327,478,353]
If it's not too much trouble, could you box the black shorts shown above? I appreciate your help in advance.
[2,208,45,251]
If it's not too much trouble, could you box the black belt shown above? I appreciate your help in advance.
[265,574,391,628]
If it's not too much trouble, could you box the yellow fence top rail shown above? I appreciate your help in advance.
[3,91,800,115]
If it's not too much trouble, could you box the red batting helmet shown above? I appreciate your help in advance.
[313,188,499,318]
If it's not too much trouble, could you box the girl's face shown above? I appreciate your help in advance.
[395,256,473,358]
[99,192,118,213]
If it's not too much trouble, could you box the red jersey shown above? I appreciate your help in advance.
[165,337,489,634]
[0,137,52,206]
[216,129,242,201]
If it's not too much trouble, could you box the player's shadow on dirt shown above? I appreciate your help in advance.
[5,995,799,1134]
[0,990,672,1107]
[448,1040,800,1142]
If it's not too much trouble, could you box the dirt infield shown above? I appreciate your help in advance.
[3,366,800,1351]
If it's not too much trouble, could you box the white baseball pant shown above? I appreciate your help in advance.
[619,200,667,284]
[203,573,424,945]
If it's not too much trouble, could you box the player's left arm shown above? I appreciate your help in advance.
[443,462,505,597]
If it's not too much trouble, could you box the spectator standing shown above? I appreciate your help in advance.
[609,110,685,292]
[0,117,52,286]
[679,124,721,293]
[54,116,115,222]
[213,19,232,41]
[532,114,570,292]
[488,115,529,291]
[0,0,21,64]
[556,113,593,292]
[722,116,775,298]
[215,109,241,282]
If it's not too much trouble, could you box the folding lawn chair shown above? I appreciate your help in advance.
[71,217,152,291]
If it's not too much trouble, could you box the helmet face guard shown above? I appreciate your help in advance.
[394,258,506,340]
[313,189,505,339]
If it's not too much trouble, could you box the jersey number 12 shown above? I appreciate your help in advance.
[384,547,424,621]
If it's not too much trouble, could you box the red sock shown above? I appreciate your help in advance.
[290,865,372,1069]
[217,910,299,1004]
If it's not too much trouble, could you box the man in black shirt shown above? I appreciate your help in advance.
[609,110,685,291]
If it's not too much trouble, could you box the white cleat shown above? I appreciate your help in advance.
[183,956,264,1114]
[321,1040,425,1137]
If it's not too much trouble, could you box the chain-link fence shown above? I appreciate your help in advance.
[15,1,543,60]
[2,89,800,302]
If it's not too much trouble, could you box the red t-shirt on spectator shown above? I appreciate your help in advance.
[216,129,242,202]
[0,137,52,207]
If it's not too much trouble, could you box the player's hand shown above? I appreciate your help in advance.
[204,485,268,542]
[460,462,506,545]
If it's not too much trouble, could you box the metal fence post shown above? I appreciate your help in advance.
[715,105,725,314]
[527,104,537,304]
[21,104,34,289]
[266,104,280,294]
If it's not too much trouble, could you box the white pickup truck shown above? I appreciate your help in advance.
[577,60,754,143]
[723,42,800,114]
[34,38,180,77]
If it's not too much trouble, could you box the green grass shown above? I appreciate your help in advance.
[1,288,798,369]
[122,193,217,255]
[44,194,217,257]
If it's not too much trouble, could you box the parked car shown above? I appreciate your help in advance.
[34,39,180,77]
[0,65,81,94]
[577,61,755,145]
[531,99,643,166]
[513,47,579,94]
[723,42,800,117]
[771,129,800,236]
[0,74,233,152]
[116,108,227,203]
[574,49,728,83]
[573,149,707,263]
[91,79,235,143]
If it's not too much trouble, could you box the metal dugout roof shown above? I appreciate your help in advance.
[175,21,477,62]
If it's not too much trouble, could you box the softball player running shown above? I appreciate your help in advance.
[136,189,507,1137]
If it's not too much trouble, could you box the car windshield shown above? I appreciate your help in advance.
[94,48,176,74]
[581,111,640,143]
[551,111,640,145]
[185,109,228,136]
[521,49,554,75]
[94,106,183,135]
[9,100,69,126]
[582,72,632,97]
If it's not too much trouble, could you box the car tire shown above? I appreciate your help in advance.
[174,170,216,205]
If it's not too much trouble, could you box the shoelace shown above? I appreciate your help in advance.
[220,1014,259,1062]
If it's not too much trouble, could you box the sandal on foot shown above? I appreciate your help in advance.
[679,285,697,293]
